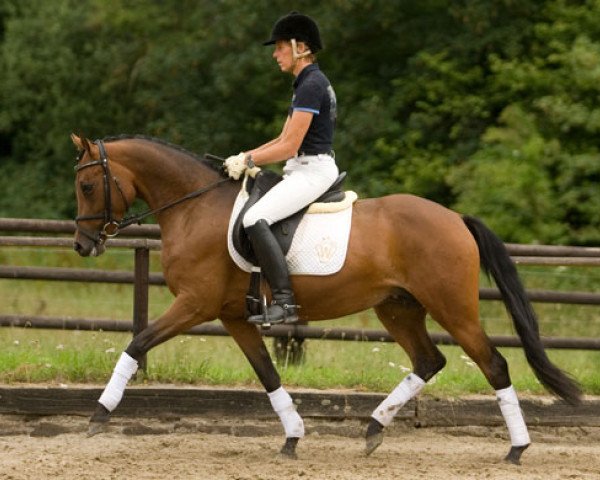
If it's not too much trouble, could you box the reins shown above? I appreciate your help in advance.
[118,176,231,229]
[75,140,231,241]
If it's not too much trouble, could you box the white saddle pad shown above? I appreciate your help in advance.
[227,189,356,276]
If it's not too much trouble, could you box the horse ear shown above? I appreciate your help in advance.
[71,133,91,152]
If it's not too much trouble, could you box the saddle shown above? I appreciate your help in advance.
[231,169,347,265]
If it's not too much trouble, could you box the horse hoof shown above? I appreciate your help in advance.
[279,437,299,459]
[365,431,384,456]
[365,418,384,456]
[87,403,111,437]
[87,421,109,437]
[503,444,529,465]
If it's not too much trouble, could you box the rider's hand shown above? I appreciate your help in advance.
[224,152,247,180]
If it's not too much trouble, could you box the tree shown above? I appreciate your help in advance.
[0,0,598,244]
[451,1,600,244]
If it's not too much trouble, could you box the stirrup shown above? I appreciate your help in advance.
[247,297,299,328]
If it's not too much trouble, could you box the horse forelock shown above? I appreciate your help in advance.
[102,134,226,176]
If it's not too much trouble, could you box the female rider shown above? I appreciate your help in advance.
[225,12,339,325]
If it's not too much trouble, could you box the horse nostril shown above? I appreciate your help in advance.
[73,241,82,253]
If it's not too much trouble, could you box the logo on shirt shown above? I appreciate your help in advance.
[327,85,337,123]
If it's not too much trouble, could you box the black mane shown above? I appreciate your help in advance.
[102,134,225,175]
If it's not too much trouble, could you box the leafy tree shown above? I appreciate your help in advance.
[0,0,598,244]
[450,105,566,243]
[451,1,600,244]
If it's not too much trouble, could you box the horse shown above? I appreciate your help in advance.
[71,133,581,464]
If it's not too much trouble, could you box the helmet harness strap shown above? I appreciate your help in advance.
[291,38,312,65]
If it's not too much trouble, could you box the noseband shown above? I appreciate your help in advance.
[75,140,131,244]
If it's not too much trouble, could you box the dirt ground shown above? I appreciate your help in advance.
[0,415,598,480]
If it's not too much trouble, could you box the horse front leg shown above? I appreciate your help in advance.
[88,296,205,436]
[221,317,304,459]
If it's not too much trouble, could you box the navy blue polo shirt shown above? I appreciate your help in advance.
[288,64,337,155]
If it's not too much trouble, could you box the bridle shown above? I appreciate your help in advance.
[74,139,231,245]
[75,140,129,244]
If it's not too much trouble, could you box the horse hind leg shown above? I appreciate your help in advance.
[432,306,531,464]
[366,298,446,455]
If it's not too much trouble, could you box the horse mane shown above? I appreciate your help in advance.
[102,134,225,175]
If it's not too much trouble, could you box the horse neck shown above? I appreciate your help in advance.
[111,139,231,227]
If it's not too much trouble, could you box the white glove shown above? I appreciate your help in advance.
[246,165,261,178]
[224,152,247,180]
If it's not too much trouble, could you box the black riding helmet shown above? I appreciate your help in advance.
[263,12,323,53]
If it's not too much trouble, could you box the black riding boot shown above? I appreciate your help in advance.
[245,219,298,325]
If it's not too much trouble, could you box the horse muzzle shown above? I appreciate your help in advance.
[74,229,107,257]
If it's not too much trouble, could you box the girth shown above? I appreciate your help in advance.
[232,169,347,265]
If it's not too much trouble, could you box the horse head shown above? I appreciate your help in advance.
[71,133,135,257]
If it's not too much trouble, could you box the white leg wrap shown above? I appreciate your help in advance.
[371,373,426,427]
[496,385,530,447]
[268,387,305,438]
[98,352,138,412]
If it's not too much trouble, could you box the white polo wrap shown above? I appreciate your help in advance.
[496,385,531,447]
[268,387,305,438]
[98,352,138,412]
[371,373,426,427]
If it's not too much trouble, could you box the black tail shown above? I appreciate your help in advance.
[463,215,582,405]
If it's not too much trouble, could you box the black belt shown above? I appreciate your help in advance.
[298,150,334,157]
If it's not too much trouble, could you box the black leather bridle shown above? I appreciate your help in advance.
[74,140,230,245]
[74,140,129,245]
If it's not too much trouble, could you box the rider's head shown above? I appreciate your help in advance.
[263,12,322,72]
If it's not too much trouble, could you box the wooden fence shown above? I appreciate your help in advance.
[1,218,600,357]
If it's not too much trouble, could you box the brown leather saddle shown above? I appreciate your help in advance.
[231,169,347,265]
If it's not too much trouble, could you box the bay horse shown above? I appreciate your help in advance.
[71,134,581,464]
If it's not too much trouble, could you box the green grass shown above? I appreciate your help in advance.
[1,245,599,397]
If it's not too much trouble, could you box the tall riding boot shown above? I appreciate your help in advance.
[245,219,299,325]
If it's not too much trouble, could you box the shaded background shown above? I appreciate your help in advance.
[1,0,599,244]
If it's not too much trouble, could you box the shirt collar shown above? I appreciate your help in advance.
[293,63,319,89]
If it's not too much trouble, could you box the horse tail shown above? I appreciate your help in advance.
[462,215,582,405]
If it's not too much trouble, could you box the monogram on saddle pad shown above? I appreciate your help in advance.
[227,169,357,276]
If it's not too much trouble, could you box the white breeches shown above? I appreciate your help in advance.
[243,154,339,228]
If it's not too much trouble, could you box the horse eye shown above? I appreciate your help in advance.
[80,182,95,196]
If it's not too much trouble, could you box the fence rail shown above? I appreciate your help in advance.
[2,314,600,351]
[1,218,599,354]
[1,265,599,305]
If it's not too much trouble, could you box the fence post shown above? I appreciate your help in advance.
[133,247,150,371]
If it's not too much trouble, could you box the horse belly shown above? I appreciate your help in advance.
[293,282,392,321]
